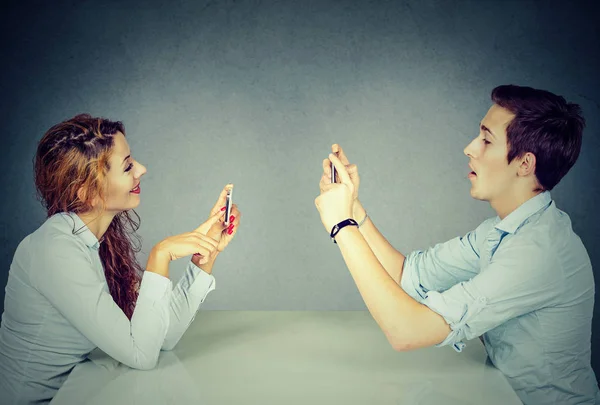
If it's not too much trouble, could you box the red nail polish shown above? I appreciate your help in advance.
[220,206,226,211]
[230,215,235,221]
[228,229,233,235]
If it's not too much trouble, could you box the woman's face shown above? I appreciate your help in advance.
[102,132,147,213]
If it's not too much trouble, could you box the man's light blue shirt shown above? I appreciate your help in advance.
[0,212,216,404]
[401,191,599,404]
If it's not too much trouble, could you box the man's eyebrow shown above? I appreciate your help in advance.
[122,155,131,166]
[480,124,497,139]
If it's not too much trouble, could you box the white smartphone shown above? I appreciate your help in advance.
[224,187,233,226]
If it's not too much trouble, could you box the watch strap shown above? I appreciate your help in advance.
[330,218,359,243]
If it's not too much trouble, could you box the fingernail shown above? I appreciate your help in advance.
[221,206,226,211]
[230,215,235,222]
[227,229,233,235]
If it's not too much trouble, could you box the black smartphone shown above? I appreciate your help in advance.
[224,187,233,226]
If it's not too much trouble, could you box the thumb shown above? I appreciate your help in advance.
[195,210,225,235]
[210,184,233,214]
[329,153,351,185]
[192,253,210,264]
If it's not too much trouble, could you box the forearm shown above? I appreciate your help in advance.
[335,226,450,350]
[162,261,216,350]
[151,248,217,350]
[353,200,405,283]
[146,246,171,278]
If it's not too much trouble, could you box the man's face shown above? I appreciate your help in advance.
[463,104,522,203]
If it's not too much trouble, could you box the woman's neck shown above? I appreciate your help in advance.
[76,209,117,241]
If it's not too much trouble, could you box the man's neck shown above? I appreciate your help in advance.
[491,188,542,220]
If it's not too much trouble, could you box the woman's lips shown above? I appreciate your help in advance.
[130,184,141,194]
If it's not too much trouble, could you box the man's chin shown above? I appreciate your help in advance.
[469,188,487,202]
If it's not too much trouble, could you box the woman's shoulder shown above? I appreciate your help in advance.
[30,213,88,252]
[13,213,91,280]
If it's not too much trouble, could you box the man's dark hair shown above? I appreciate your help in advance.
[491,85,585,190]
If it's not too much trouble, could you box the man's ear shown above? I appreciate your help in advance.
[518,152,537,177]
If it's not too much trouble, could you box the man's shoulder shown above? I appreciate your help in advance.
[498,207,591,277]
[471,216,499,237]
[515,203,581,248]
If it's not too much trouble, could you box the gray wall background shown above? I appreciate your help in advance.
[1,0,599,379]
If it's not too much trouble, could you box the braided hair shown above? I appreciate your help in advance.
[35,114,142,319]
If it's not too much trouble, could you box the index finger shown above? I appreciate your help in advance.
[195,233,219,249]
[195,209,225,234]
[329,153,351,185]
[332,144,350,165]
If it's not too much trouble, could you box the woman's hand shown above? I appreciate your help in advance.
[203,184,241,253]
[157,210,224,264]
[147,211,223,278]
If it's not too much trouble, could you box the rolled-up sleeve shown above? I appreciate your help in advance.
[162,261,216,350]
[401,218,495,302]
[419,238,565,350]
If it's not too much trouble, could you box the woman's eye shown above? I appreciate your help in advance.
[125,163,133,172]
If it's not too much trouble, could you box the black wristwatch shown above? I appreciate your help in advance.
[330,218,359,244]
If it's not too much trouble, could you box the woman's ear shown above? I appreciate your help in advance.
[77,186,87,204]
[77,186,99,209]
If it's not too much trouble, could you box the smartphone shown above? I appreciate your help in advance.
[224,187,233,226]
[330,152,338,183]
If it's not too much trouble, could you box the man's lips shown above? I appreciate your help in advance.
[468,164,477,178]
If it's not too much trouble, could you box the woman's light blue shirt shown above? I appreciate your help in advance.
[0,212,216,404]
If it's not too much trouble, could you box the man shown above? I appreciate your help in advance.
[315,85,599,404]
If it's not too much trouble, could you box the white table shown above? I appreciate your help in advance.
[51,311,522,404]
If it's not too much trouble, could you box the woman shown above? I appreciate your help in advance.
[0,114,241,404]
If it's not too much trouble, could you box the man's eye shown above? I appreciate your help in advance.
[482,138,491,145]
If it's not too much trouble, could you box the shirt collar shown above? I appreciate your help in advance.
[60,212,102,249]
[494,191,552,234]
